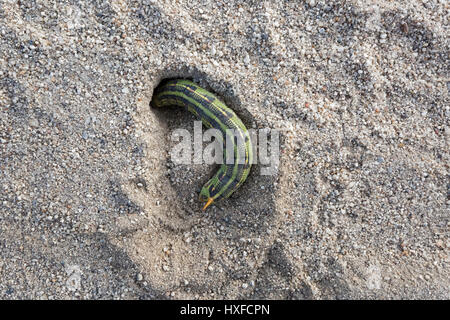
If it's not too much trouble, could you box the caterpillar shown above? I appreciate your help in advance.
[151,79,253,210]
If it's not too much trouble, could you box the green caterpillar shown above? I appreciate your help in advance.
[151,79,253,210]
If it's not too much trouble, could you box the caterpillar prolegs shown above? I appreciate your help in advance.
[151,79,253,210]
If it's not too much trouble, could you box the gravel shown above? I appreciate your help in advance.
[0,0,448,299]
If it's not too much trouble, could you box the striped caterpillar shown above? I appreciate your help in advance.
[151,79,253,210]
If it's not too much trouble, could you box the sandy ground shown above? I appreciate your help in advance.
[0,0,448,299]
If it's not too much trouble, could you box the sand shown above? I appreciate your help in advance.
[0,0,448,299]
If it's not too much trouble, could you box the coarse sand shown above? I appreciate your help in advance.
[0,0,448,299]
